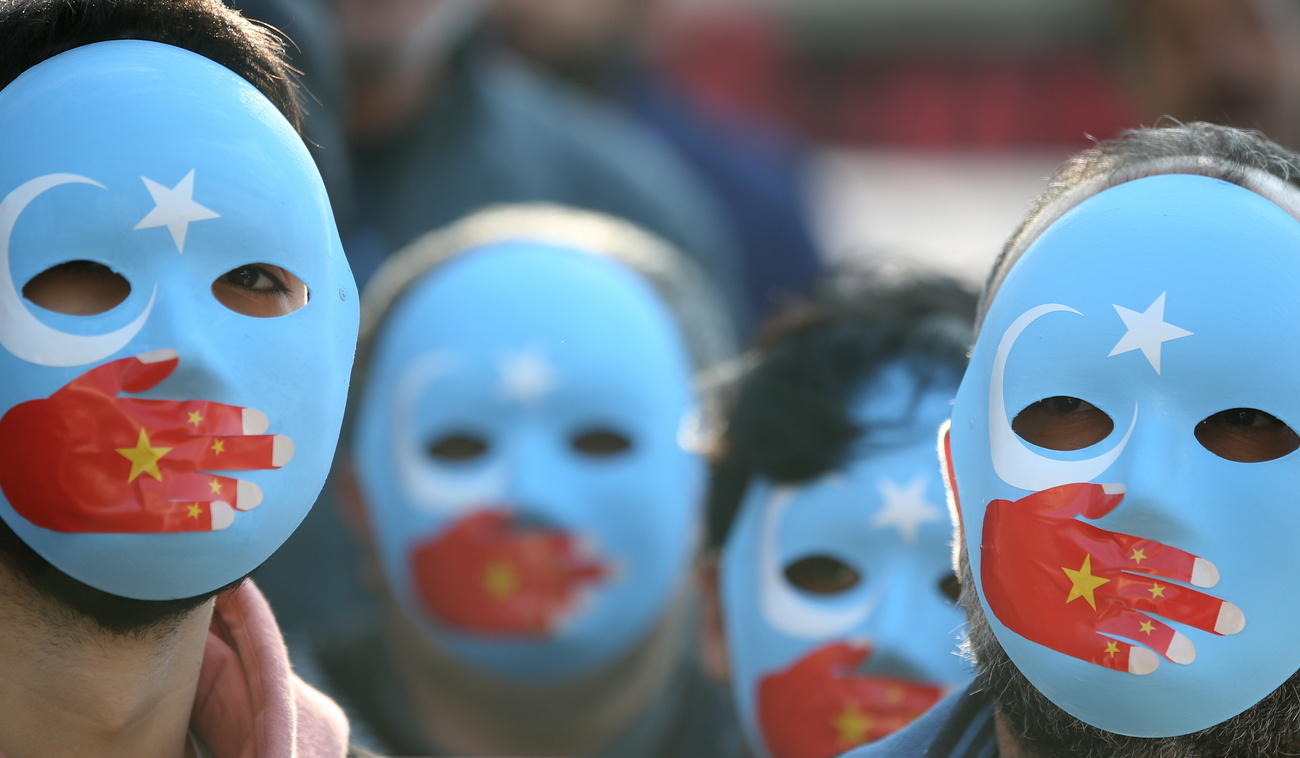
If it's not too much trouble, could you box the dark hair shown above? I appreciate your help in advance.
[0,0,303,133]
[981,121,1300,324]
[0,0,302,635]
[705,271,977,549]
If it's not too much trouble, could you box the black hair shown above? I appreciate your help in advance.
[0,0,303,133]
[0,0,303,636]
[705,271,977,550]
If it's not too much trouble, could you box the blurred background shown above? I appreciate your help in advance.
[239,0,1300,292]
[241,0,1300,634]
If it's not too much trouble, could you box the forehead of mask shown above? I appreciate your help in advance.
[720,364,970,752]
[0,41,358,599]
[353,241,701,681]
[952,174,1300,736]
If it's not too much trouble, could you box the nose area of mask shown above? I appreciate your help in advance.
[501,428,575,524]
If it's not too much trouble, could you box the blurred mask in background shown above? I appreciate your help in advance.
[720,366,970,758]
[351,206,730,683]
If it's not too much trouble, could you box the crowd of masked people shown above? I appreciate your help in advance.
[1,1,1298,757]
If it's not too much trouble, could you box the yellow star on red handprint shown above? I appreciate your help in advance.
[116,428,172,483]
[1062,554,1110,611]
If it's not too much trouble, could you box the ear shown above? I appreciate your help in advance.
[938,419,962,531]
[336,457,369,539]
[334,457,384,588]
[696,554,731,682]
[938,420,965,574]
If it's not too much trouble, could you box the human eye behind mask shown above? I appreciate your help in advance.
[211,263,309,317]
[1012,396,1114,451]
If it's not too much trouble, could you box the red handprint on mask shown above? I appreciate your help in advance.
[981,482,1244,675]
[0,349,293,533]
[409,509,610,637]
[756,641,945,758]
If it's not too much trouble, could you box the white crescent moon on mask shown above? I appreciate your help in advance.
[0,173,157,367]
[393,351,507,511]
[759,486,876,639]
[989,303,1137,492]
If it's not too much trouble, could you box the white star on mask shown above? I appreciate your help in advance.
[871,475,942,545]
[498,347,558,405]
[1107,292,1193,374]
[133,169,220,253]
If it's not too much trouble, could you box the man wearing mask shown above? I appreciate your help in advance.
[308,204,743,757]
[0,2,363,755]
[846,122,1300,757]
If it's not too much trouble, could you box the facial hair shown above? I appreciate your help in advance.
[956,546,1300,758]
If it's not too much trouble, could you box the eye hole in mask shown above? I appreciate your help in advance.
[428,432,490,462]
[1195,408,1300,463]
[570,427,633,457]
[784,554,862,596]
[938,572,961,605]
[212,263,309,318]
[23,260,131,315]
[1012,395,1114,451]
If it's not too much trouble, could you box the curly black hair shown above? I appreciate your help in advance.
[706,270,977,549]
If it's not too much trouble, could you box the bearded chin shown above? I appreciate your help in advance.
[955,546,1300,758]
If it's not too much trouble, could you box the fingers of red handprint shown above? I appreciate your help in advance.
[1096,610,1195,665]
[143,471,262,511]
[175,433,293,471]
[1019,482,1127,520]
[1044,623,1161,675]
[1082,526,1220,588]
[122,398,270,438]
[58,349,179,397]
[144,500,236,532]
[1112,574,1245,636]
[32,496,235,533]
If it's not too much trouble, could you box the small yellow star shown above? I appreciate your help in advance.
[187,503,202,519]
[483,561,519,600]
[1130,547,1147,564]
[886,686,904,704]
[1061,554,1111,611]
[1104,640,1120,656]
[211,438,225,455]
[1138,620,1156,635]
[1148,582,1166,599]
[115,428,172,483]
[187,410,203,427]
[833,702,874,747]
[208,478,223,494]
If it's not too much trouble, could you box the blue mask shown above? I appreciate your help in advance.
[949,173,1300,736]
[0,41,358,600]
[721,364,971,758]
[353,240,701,682]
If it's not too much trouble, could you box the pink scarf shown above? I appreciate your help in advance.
[190,582,350,758]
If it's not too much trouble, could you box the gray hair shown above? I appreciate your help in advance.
[979,121,1300,327]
